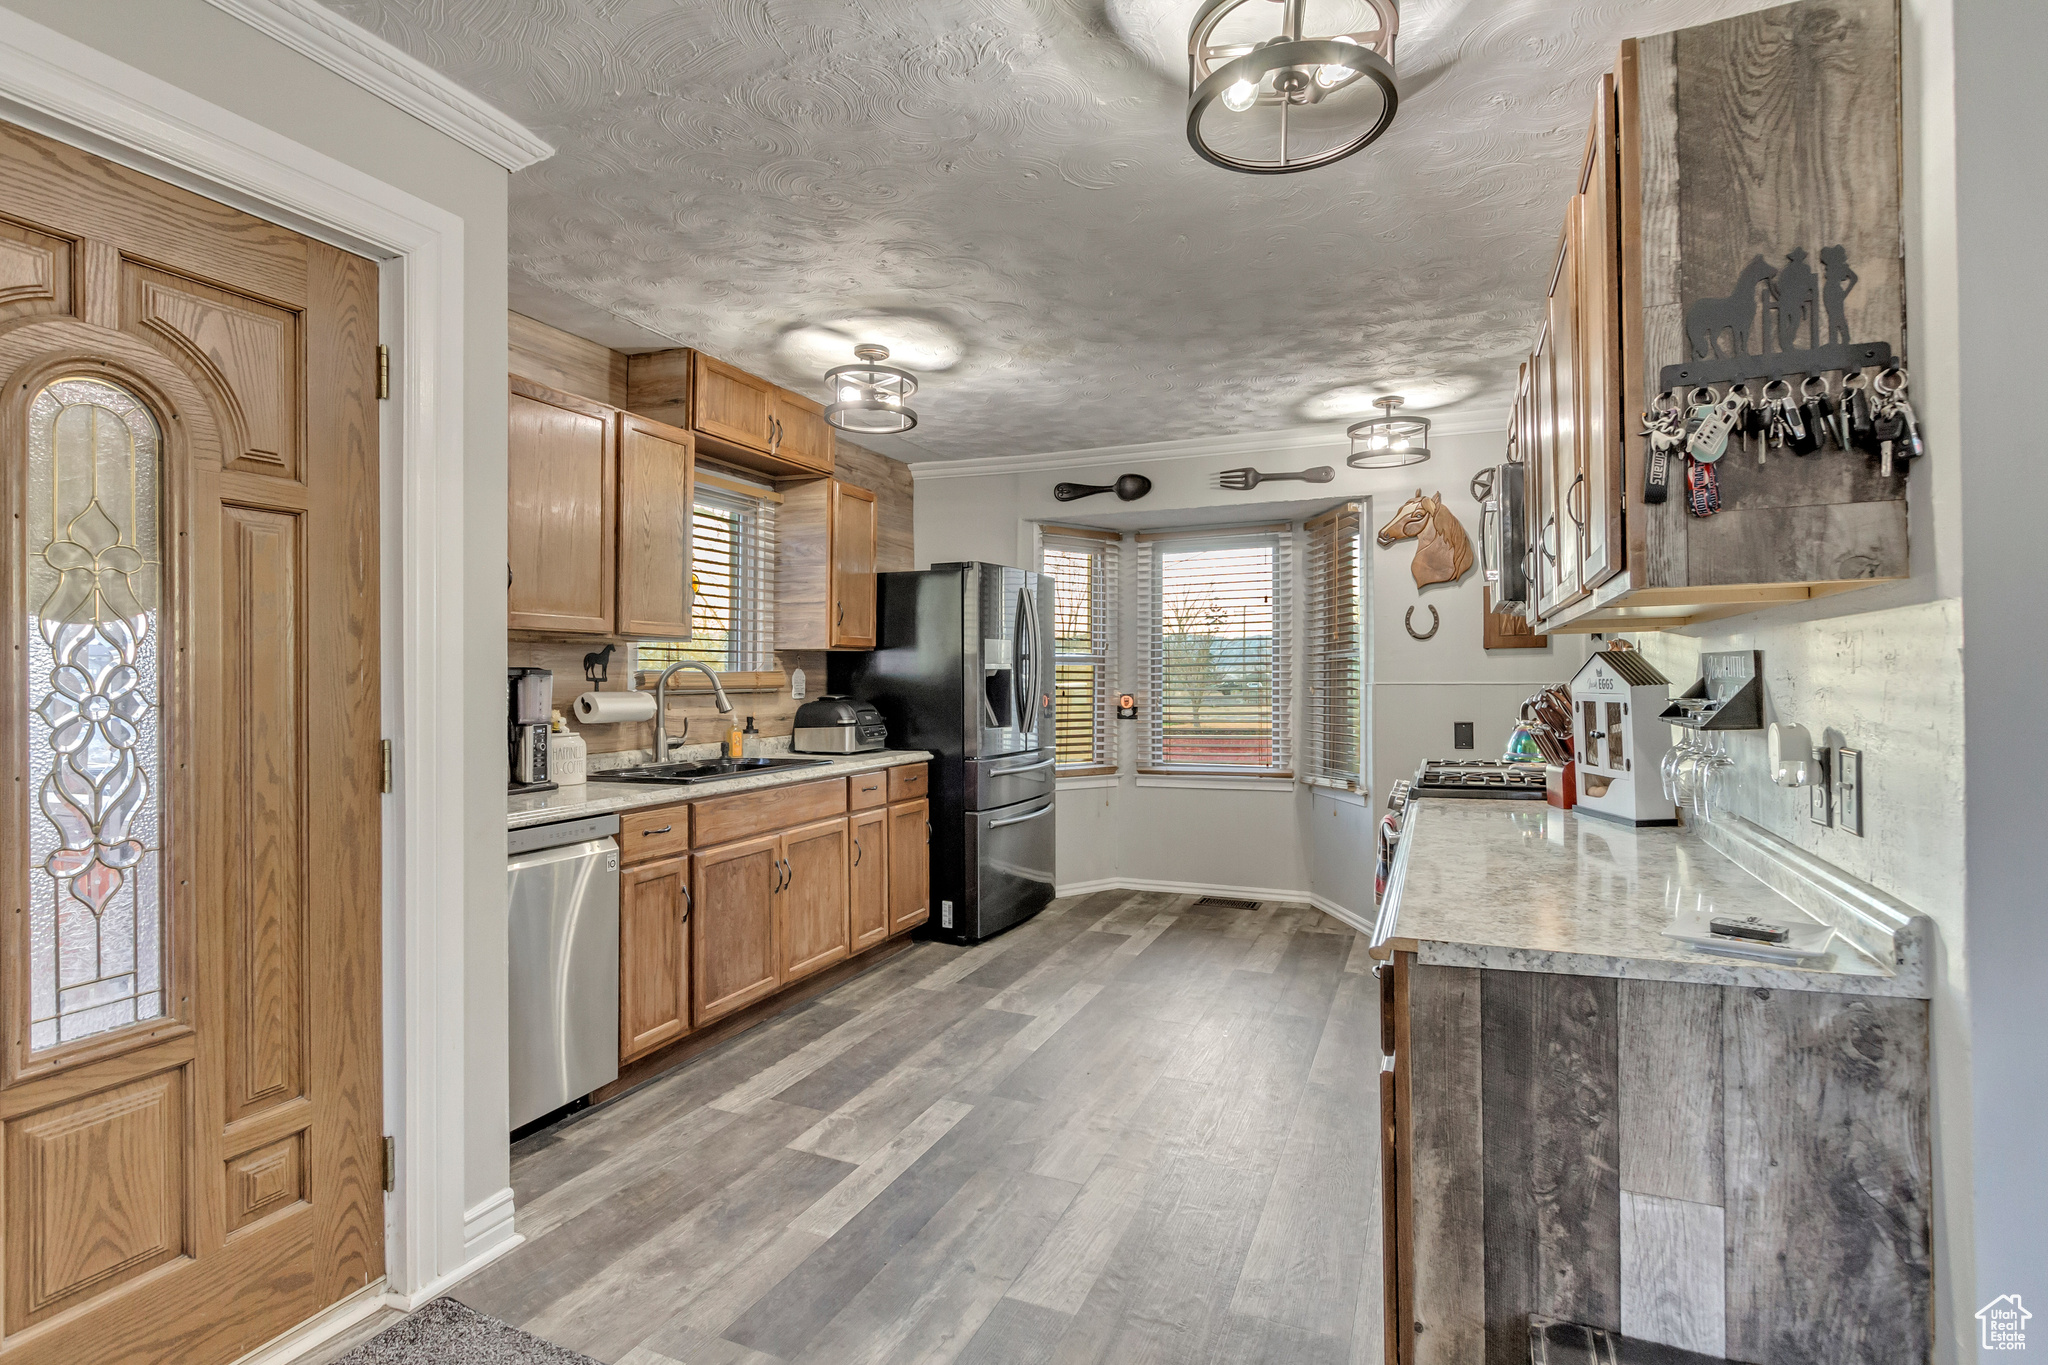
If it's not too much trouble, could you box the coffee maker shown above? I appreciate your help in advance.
[508,667,556,794]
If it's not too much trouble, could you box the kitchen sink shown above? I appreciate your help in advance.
[595,756,833,786]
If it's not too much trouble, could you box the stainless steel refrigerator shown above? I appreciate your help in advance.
[829,563,1056,943]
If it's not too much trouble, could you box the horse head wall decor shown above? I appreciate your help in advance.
[1377,489,1474,589]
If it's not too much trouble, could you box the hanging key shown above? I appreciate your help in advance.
[1688,393,1739,463]
[1872,399,1905,477]
[1873,368,1923,472]
[1729,383,1758,463]
[1843,370,1879,454]
[1801,374,1837,452]
[1769,377,1818,456]
[1642,392,1683,504]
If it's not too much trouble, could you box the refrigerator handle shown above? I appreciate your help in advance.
[989,801,1056,828]
[990,756,1056,776]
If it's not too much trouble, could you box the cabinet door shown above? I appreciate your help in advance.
[692,834,782,1026]
[773,390,836,474]
[830,480,879,649]
[1526,328,1558,621]
[1576,73,1625,591]
[780,816,851,983]
[509,377,615,633]
[616,412,695,639]
[691,350,773,454]
[620,856,691,1063]
[850,807,890,952]
[1538,210,1590,619]
[887,799,930,935]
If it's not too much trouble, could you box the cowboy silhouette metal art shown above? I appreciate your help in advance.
[1663,244,1889,390]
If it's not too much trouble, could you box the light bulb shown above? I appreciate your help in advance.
[1316,34,1359,89]
[1221,79,1259,113]
[1392,437,1410,451]
[840,387,860,402]
[1371,433,1390,451]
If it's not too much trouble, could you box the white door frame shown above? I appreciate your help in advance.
[0,7,493,1306]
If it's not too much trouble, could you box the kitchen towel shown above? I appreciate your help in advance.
[574,690,657,725]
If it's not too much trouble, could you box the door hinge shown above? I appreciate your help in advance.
[381,1136,396,1192]
[377,344,390,400]
[380,739,394,794]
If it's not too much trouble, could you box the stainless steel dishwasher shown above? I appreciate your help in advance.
[507,813,620,1129]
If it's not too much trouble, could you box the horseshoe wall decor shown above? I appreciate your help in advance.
[1405,605,1440,640]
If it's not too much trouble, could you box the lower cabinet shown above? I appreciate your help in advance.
[692,834,783,1026]
[778,816,851,982]
[850,806,890,952]
[888,798,930,935]
[619,855,691,1064]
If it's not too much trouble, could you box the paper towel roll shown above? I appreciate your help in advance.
[574,690,657,725]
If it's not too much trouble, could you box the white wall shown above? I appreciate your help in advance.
[915,424,1586,914]
[5,0,518,1262]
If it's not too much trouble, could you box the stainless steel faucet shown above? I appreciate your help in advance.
[651,660,733,760]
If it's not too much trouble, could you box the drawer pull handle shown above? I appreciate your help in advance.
[644,825,674,836]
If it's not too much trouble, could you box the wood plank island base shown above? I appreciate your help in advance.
[1373,801,1932,1365]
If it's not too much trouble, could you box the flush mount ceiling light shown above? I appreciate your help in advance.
[1187,0,1400,174]
[1347,395,1430,468]
[824,343,919,435]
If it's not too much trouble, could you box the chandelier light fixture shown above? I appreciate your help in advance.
[1187,0,1400,173]
[823,343,919,435]
[1346,395,1431,468]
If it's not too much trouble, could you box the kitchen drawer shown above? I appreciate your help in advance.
[887,764,928,803]
[621,803,691,864]
[848,769,889,811]
[693,776,847,848]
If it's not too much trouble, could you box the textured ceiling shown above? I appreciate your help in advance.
[321,0,1766,461]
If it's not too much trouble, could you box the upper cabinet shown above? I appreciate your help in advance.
[509,377,616,634]
[778,478,878,650]
[628,348,836,481]
[1519,0,1908,634]
[508,376,696,639]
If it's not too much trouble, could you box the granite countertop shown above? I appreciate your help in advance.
[508,749,934,832]
[1371,798,1930,997]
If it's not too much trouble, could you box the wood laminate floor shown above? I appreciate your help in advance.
[449,890,1388,1365]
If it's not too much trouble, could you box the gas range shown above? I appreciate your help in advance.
[1410,759,1549,801]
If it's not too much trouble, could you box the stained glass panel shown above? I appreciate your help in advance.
[25,377,164,1052]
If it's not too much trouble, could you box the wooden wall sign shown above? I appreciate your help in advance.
[1484,587,1548,650]
[1626,0,1908,591]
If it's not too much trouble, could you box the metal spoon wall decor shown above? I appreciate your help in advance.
[1054,473,1153,502]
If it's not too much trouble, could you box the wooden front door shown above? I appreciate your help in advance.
[0,121,383,1364]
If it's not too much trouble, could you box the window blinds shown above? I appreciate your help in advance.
[1303,502,1366,790]
[1139,527,1292,773]
[1042,530,1120,772]
[637,483,779,675]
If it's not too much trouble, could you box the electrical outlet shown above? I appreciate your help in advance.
[1808,748,1834,827]
[1836,748,1864,835]
[1454,721,1475,750]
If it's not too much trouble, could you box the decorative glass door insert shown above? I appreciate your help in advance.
[24,376,164,1052]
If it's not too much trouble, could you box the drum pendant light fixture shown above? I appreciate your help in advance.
[1347,395,1431,468]
[824,343,919,435]
[1187,0,1400,174]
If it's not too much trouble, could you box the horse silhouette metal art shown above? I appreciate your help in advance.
[1664,244,1891,390]
[1377,490,1474,590]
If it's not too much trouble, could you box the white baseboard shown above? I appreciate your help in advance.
[1308,892,1374,936]
[1056,878,1376,937]
[379,1189,524,1312]
[228,1278,389,1365]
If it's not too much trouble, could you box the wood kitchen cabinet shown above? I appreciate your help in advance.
[887,797,930,935]
[619,855,692,1063]
[1515,12,1909,634]
[778,477,878,650]
[850,806,890,951]
[778,816,851,982]
[508,376,616,633]
[691,834,783,1026]
[615,412,695,639]
[507,376,698,637]
[625,348,837,480]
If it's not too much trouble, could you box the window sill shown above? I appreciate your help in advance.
[1057,773,1120,791]
[1134,772,1297,793]
[632,669,787,694]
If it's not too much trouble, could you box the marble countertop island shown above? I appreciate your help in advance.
[1372,798,1930,997]
[508,748,934,831]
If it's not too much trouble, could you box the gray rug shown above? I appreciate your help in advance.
[331,1299,600,1365]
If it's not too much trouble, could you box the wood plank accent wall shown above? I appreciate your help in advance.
[1405,959,1931,1363]
[1629,0,1908,589]
[506,313,916,755]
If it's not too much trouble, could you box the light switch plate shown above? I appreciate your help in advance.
[1836,747,1864,835]
[1808,748,1834,827]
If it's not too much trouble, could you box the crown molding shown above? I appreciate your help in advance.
[909,412,1511,481]
[204,0,553,171]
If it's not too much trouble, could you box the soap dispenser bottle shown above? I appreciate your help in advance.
[741,715,761,759]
